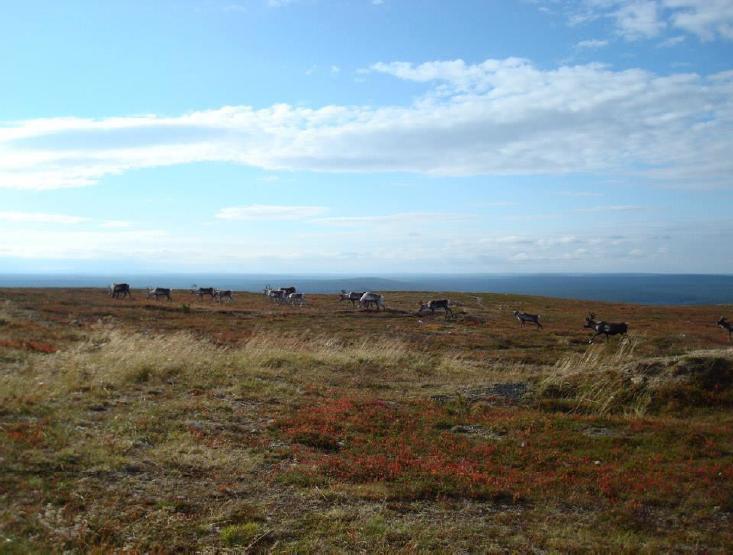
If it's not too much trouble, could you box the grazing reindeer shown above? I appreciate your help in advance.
[287,292,305,306]
[339,290,365,308]
[264,286,286,304]
[718,317,732,341]
[584,313,628,343]
[213,289,234,303]
[419,299,453,319]
[359,292,385,311]
[109,283,131,299]
[147,287,172,301]
[190,285,214,300]
[513,310,542,329]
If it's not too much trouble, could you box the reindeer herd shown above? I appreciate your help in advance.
[108,283,732,343]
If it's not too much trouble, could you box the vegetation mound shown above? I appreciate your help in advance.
[537,340,733,415]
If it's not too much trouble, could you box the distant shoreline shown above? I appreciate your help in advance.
[1,273,731,306]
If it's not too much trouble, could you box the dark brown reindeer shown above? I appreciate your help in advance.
[147,287,172,301]
[718,317,732,341]
[419,299,453,319]
[339,290,365,308]
[584,313,628,343]
[213,289,234,303]
[190,285,215,300]
[513,310,542,329]
[109,283,131,299]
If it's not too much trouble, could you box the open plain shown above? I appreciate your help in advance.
[1,288,732,553]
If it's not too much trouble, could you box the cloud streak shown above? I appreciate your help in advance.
[216,205,328,221]
[0,211,87,224]
[1,58,732,190]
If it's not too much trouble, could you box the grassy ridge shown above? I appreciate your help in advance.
[0,288,732,552]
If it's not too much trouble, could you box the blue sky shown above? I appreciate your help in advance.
[1,0,732,273]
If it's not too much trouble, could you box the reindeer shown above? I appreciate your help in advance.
[279,286,296,296]
[419,299,453,319]
[718,317,732,341]
[264,286,286,304]
[287,292,305,306]
[359,292,385,311]
[339,290,365,308]
[190,285,215,300]
[584,313,628,343]
[213,289,234,303]
[147,287,172,301]
[109,283,131,299]
[513,310,542,329]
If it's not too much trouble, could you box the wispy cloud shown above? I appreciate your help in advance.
[575,204,644,212]
[555,191,604,197]
[658,34,685,47]
[312,212,474,226]
[567,1,733,42]
[216,204,327,221]
[576,39,609,48]
[0,211,87,224]
[1,58,732,190]
[100,220,133,229]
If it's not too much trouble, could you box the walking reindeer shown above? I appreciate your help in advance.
[213,289,234,303]
[584,313,628,343]
[513,310,542,329]
[718,317,732,341]
[419,299,453,319]
[190,286,215,300]
[147,287,172,301]
[339,290,365,308]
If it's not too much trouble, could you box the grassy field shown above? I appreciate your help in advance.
[1,288,731,553]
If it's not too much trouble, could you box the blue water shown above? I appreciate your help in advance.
[0,273,731,306]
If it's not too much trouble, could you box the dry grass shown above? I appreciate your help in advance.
[537,337,733,415]
[1,288,732,552]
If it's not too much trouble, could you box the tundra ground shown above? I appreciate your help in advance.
[1,288,731,552]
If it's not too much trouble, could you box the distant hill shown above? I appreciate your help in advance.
[0,273,731,305]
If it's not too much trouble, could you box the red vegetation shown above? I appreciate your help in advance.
[0,339,57,353]
[280,397,733,506]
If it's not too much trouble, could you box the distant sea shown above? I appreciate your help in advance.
[1,273,732,306]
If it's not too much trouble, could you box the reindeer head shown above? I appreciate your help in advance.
[584,313,597,328]
[719,316,729,326]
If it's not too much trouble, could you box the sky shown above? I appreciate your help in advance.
[1,0,732,274]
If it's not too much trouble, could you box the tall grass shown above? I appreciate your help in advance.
[0,328,464,404]
[536,337,733,415]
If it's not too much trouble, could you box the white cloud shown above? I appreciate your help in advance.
[614,1,665,39]
[575,204,644,212]
[0,211,87,224]
[665,0,733,41]
[216,204,327,220]
[572,1,733,41]
[311,212,474,226]
[658,34,686,46]
[100,220,133,228]
[0,229,169,259]
[576,38,610,48]
[1,58,732,190]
